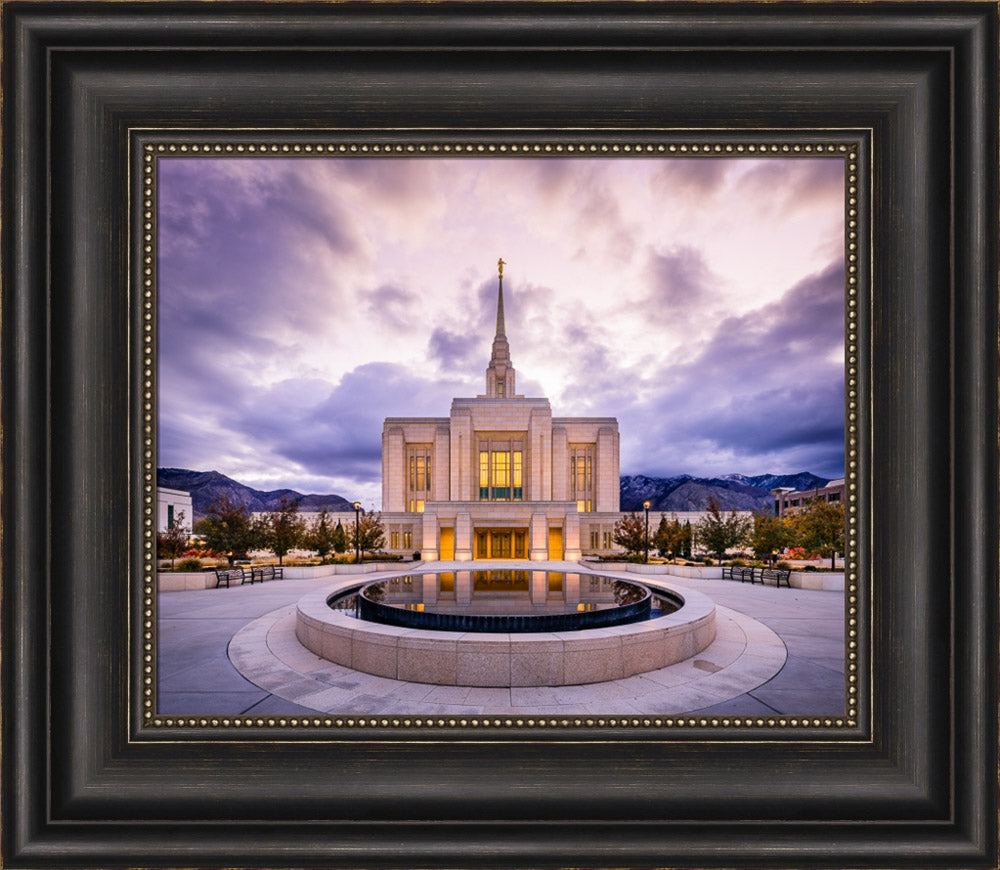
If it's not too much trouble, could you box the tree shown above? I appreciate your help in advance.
[331,520,349,554]
[262,495,306,565]
[200,495,255,565]
[788,499,845,569]
[309,509,336,558]
[356,508,386,561]
[653,515,692,559]
[749,509,797,563]
[695,496,751,560]
[612,512,647,556]
[157,510,189,568]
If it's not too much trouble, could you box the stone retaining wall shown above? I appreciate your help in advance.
[607,562,845,591]
[157,561,416,592]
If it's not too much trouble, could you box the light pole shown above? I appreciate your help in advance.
[353,501,362,563]
[643,500,651,564]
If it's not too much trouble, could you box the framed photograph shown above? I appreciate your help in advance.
[3,3,997,869]
[153,147,851,720]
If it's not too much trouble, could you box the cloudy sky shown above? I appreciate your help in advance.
[157,155,845,507]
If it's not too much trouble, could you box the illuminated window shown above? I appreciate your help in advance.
[479,441,524,501]
[497,383,505,397]
[492,451,510,500]
[407,446,432,511]
[602,531,612,549]
[479,451,489,499]
[403,530,413,549]
[390,531,399,549]
[570,446,595,511]
[590,531,599,548]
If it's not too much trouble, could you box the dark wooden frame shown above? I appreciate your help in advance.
[3,3,997,868]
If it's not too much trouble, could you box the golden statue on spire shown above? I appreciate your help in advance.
[498,257,505,278]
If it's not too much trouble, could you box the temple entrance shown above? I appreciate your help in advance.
[548,527,564,560]
[439,527,455,561]
[474,528,528,560]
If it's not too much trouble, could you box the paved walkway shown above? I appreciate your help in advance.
[157,563,844,717]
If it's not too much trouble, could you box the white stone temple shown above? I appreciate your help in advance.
[379,259,621,561]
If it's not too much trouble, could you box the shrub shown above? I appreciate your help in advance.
[175,557,202,572]
[776,561,792,570]
[729,558,748,567]
[702,557,715,566]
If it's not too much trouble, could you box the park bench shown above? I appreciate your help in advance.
[760,567,791,588]
[214,567,247,588]
[250,565,284,583]
[722,565,757,583]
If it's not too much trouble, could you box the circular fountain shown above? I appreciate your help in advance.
[296,568,716,687]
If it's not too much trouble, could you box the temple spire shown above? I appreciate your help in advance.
[482,258,518,399]
[495,258,506,337]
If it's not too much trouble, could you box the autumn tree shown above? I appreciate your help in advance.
[331,520,349,554]
[789,499,845,569]
[749,509,798,562]
[157,510,190,569]
[309,509,336,558]
[261,495,306,565]
[612,512,647,556]
[356,508,386,561]
[200,495,255,565]
[654,515,692,559]
[695,496,752,560]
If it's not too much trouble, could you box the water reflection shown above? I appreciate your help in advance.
[354,570,676,618]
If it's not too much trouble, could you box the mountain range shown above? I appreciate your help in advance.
[158,467,830,520]
[618,472,829,512]
[157,468,355,521]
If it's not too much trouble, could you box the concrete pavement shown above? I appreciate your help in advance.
[157,564,844,717]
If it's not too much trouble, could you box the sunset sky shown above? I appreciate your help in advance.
[157,155,845,507]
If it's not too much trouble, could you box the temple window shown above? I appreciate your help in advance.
[477,439,524,501]
[407,445,432,512]
[570,445,595,511]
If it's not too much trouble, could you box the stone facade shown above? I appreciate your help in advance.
[157,486,193,533]
[380,263,620,561]
[771,478,846,518]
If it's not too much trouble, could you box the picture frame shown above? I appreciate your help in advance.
[3,3,996,869]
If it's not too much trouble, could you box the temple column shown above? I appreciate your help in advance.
[563,511,582,561]
[455,510,473,561]
[420,511,439,561]
[529,512,548,561]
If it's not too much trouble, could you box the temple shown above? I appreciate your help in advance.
[380,260,621,561]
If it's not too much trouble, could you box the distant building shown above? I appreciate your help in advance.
[157,487,193,533]
[379,260,620,561]
[771,478,846,518]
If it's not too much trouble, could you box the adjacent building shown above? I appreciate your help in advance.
[771,479,846,518]
[379,260,620,561]
[157,486,193,533]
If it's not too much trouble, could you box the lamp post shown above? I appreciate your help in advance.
[643,500,651,564]
[353,501,362,564]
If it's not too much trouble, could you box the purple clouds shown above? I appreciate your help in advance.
[157,156,845,504]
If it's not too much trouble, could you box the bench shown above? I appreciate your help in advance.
[214,567,247,588]
[250,565,284,583]
[722,566,757,583]
[760,567,791,588]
